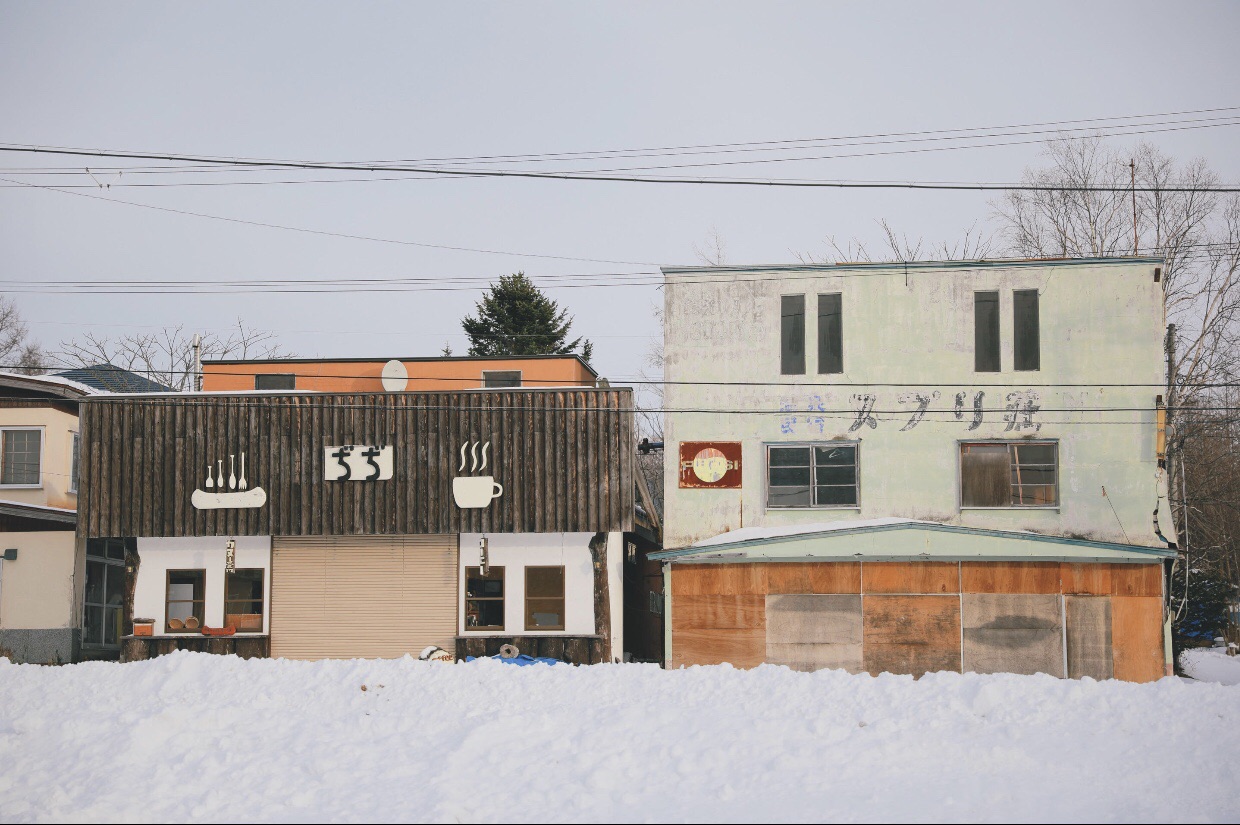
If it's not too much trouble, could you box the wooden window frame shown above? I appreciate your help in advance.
[959,440,1059,509]
[764,442,860,510]
[165,569,206,634]
[464,566,506,632]
[524,566,566,632]
[0,426,44,489]
[224,568,266,634]
[82,539,127,649]
[482,370,522,389]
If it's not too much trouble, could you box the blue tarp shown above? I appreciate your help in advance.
[465,654,560,666]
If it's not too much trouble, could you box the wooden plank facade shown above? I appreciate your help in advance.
[79,389,634,538]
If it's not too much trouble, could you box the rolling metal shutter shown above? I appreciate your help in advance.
[270,535,458,660]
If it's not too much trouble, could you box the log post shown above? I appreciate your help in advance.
[590,531,612,662]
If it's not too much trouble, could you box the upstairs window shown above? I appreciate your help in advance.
[960,442,1058,507]
[767,443,858,508]
[781,295,806,375]
[464,566,505,631]
[1,428,42,487]
[254,373,296,390]
[817,293,843,374]
[483,370,522,388]
[974,291,1000,372]
[1013,289,1041,371]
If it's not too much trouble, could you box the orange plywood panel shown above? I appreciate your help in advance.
[1060,563,1112,595]
[767,562,862,595]
[862,562,959,594]
[671,627,766,669]
[1111,596,1165,683]
[1111,563,1164,597]
[862,595,962,676]
[671,564,768,596]
[961,562,1060,594]
[672,595,765,631]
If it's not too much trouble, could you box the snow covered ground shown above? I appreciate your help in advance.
[1181,647,1240,686]
[2,654,1238,823]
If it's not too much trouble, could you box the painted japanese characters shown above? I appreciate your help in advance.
[324,445,394,481]
[192,452,267,510]
[780,389,1043,435]
[453,440,503,508]
[678,442,742,489]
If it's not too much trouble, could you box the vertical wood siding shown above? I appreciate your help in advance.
[78,390,634,538]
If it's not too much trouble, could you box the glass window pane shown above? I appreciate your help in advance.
[814,446,854,466]
[816,465,855,486]
[526,600,563,629]
[465,567,504,598]
[1014,484,1057,506]
[483,371,522,388]
[769,486,811,507]
[84,605,103,646]
[469,600,504,628]
[1014,467,1055,486]
[106,539,128,561]
[105,565,124,606]
[526,567,564,599]
[1013,444,1056,465]
[104,607,120,645]
[254,373,296,390]
[781,295,806,375]
[770,467,811,487]
[1014,289,1040,371]
[961,444,1010,507]
[85,560,105,605]
[769,446,810,467]
[226,569,263,602]
[974,292,1000,372]
[817,293,843,374]
[816,485,858,506]
[1,429,41,485]
[167,600,195,622]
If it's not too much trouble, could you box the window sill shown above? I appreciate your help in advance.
[766,506,861,511]
[960,506,1060,511]
[0,483,43,490]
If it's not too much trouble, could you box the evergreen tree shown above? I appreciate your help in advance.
[461,273,593,362]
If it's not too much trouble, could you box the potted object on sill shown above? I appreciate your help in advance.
[133,618,155,637]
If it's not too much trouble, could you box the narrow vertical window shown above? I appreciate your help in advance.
[781,295,806,375]
[1013,289,1040,371]
[224,569,265,632]
[464,566,505,631]
[817,293,843,374]
[166,569,206,633]
[525,566,566,631]
[974,291,1000,372]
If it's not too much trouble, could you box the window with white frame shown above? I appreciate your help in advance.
[0,428,42,487]
[766,443,859,508]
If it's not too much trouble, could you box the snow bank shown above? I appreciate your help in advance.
[1,655,1238,823]
[1181,647,1240,686]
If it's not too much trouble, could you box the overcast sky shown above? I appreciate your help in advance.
[1,1,1238,385]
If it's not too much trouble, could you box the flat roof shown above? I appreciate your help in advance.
[661,256,1165,276]
[203,353,598,376]
[79,385,631,401]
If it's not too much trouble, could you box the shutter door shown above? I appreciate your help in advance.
[270,535,458,660]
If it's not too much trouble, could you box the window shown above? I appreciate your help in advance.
[464,566,505,631]
[767,444,859,508]
[1013,289,1040,371]
[166,570,206,633]
[525,566,565,631]
[483,370,522,389]
[974,291,1000,372]
[1,428,42,486]
[781,295,806,375]
[69,432,79,493]
[254,373,296,390]
[224,569,265,633]
[818,293,843,374]
[960,442,1058,507]
[82,538,128,647]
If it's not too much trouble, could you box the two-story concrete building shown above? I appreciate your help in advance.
[655,257,1175,681]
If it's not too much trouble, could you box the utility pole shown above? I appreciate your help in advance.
[1131,159,1139,255]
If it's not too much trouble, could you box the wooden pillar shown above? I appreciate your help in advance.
[590,531,612,663]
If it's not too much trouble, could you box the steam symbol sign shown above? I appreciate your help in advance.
[453,441,503,508]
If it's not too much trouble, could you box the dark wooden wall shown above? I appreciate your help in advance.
[79,389,634,538]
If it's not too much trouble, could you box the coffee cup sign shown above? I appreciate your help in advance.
[453,440,503,508]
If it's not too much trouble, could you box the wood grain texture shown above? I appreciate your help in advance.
[671,627,766,669]
[1111,595,1165,683]
[961,593,1064,677]
[961,562,1060,594]
[672,595,765,631]
[78,390,634,537]
[766,562,861,594]
[671,563,768,597]
[862,595,961,677]
[1065,595,1113,680]
[862,562,959,594]
[1111,564,1164,597]
[1060,563,1112,595]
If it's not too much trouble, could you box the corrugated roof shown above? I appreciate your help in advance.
[52,364,175,394]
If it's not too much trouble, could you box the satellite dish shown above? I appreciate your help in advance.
[381,359,408,392]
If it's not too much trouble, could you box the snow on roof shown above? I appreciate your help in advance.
[0,370,97,397]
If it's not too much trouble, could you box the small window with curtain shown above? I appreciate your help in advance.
[1,428,42,487]
[1013,289,1040,371]
[767,443,859,508]
[817,293,843,374]
[525,566,565,631]
[465,566,505,631]
[974,291,1000,372]
[960,441,1058,507]
[166,569,206,633]
[781,295,806,375]
[254,373,296,390]
[224,569,265,633]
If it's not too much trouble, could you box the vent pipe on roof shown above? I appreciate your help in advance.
[192,334,202,392]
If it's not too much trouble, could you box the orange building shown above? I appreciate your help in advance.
[201,354,598,393]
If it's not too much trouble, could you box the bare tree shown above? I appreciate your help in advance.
[58,318,290,391]
[692,225,729,267]
[800,218,994,264]
[0,297,52,375]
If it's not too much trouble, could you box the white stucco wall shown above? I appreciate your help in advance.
[458,532,624,654]
[663,259,1167,549]
[0,407,79,510]
[133,536,272,633]
[0,530,76,629]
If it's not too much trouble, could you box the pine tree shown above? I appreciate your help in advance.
[461,273,594,362]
